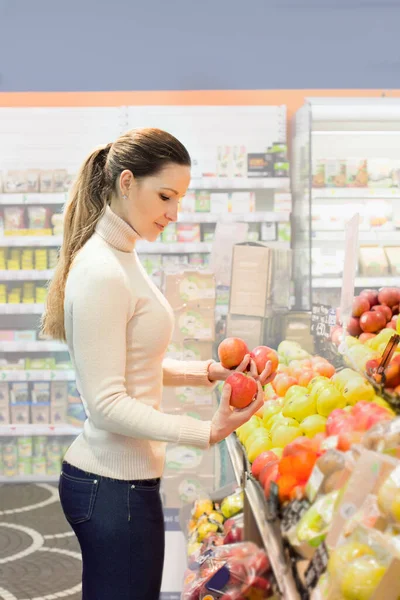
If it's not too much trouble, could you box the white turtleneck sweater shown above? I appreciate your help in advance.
[63,206,212,480]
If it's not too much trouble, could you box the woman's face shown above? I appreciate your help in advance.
[116,163,191,242]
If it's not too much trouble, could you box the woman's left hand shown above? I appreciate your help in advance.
[208,355,275,387]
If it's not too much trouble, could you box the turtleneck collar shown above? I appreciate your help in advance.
[95,205,140,252]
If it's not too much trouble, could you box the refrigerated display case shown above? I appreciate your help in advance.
[292,98,400,311]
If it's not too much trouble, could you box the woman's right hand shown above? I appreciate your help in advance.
[209,380,264,445]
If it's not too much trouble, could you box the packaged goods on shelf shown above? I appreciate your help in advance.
[0,168,73,194]
[161,474,216,509]
[229,191,255,213]
[176,223,201,243]
[195,191,211,213]
[384,247,400,275]
[165,444,215,477]
[162,387,217,414]
[325,159,347,188]
[210,192,229,214]
[359,246,390,277]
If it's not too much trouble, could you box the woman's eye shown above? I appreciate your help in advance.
[160,194,170,201]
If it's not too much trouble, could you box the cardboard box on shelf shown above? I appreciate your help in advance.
[164,271,216,311]
[359,246,390,277]
[164,444,215,477]
[161,474,216,508]
[162,387,217,415]
[226,314,265,349]
[0,405,10,425]
[229,242,292,318]
[171,307,215,342]
[31,402,50,425]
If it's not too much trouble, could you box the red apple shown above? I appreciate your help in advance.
[352,295,370,317]
[259,459,279,487]
[272,374,297,397]
[359,311,386,333]
[313,361,335,378]
[250,346,279,375]
[218,337,249,369]
[347,316,363,337]
[298,369,315,387]
[392,305,399,316]
[226,372,257,409]
[378,287,400,308]
[282,436,313,457]
[384,362,400,388]
[331,326,344,346]
[360,289,379,307]
[372,304,392,322]
[359,332,377,344]
[366,358,380,376]
[387,321,397,330]
[262,464,279,498]
[251,451,279,479]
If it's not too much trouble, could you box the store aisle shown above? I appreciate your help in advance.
[0,483,82,600]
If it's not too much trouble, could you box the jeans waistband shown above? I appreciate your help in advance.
[62,461,161,486]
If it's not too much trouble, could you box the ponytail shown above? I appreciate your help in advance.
[41,144,112,341]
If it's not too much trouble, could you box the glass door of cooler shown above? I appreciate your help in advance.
[292,98,400,310]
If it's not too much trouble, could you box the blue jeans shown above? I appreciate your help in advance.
[59,461,165,600]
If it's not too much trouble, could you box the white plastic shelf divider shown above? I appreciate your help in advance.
[0,193,67,205]
[0,424,82,437]
[0,304,44,314]
[0,475,60,484]
[312,188,400,200]
[0,370,75,381]
[312,277,399,288]
[0,270,54,281]
[2,341,69,352]
[0,236,63,247]
[188,177,290,190]
[177,211,291,223]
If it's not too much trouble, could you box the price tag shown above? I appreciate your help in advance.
[281,498,311,532]
[304,541,329,591]
[266,481,280,521]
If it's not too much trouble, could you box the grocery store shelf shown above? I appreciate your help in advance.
[136,241,213,254]
[189,177,290,190]
[245,480,301,600]
[312,277,399,288]
[0,424,82,437]
[2,341,69,353]
[312,187,400,200]
[0,370,75,381]
[177,211,291,223]
[0,270,54,281]
[0,236,63,247]
[0,192,67,205]
[0,475,60,484]
[225,434,246,485]
[0,303,44,314]
[311,231,400,244]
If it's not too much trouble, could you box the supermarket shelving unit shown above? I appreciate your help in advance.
[292,98,400,310]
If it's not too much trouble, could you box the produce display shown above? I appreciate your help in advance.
[183,334,400,600]
[331,286,400,396]
[184,493,277,599]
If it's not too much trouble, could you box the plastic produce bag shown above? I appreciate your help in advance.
[362,417,400,458]
[220,490,244,519]
[318,525,400,600]
[286,491,339,559]
[223,513,244,545]
[182,542,272,600]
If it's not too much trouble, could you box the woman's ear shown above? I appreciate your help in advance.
[119,170,135,197]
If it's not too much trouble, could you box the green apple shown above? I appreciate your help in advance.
[307,375,331,392]
[237,416,262,444]
[271,424,302,448]
[340,557,386,600]
[262,400,283,428]
[244,428,270,452]
[283,393,317,422]
[284,385,308,404]
[328,542,375,578]
[247,437,273,463]
[342,378,375,405]
[301,415,327,438]
[270,447,283,459]
[316,387,346,417]
[269,415,299,434]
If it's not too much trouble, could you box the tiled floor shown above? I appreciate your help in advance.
[0,483,82,600]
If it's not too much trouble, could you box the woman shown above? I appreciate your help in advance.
[42,128,272,600]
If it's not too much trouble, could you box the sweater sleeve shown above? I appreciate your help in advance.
[162,358,216,388]
[68,266,211,449]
